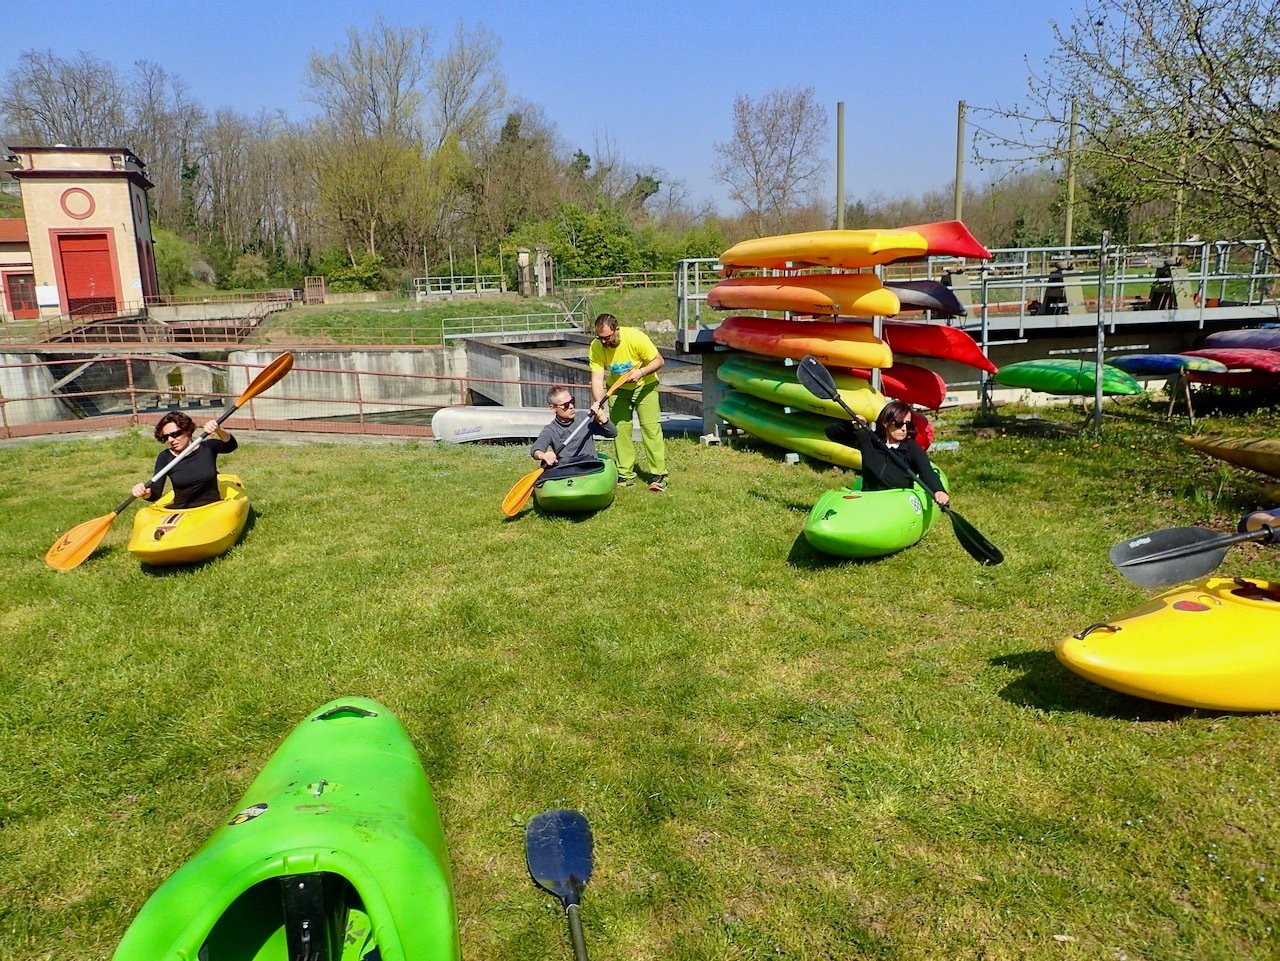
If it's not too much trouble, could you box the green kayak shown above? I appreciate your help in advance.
[112,697,460,961]
[803,468,949,559]
[715,390,861,469]
[533,455,618,514]
[715,354,888,422]
[993,358,1142,396]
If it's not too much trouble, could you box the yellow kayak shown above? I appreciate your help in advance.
[1055,577,1280,711]
[128,474,250,566]
[720,229,929,271]
[707,274,901,318]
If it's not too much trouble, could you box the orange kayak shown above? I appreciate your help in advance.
[712,315,893,369]
[707,274,901,318]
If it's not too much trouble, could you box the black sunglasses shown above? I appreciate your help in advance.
[552,399,575,410]
[159,430,185,441]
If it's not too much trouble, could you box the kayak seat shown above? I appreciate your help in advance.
[536,457,607,486]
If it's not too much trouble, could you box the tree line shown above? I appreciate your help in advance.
[2,2,1275,294]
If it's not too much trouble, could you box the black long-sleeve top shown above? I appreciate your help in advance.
[148,436,238,508]
[824,422,944,495]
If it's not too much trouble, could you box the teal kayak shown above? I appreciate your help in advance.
[993,358,1142,396]
[533,455,618,514]
[803,468,949,559]
[113,697,460,961]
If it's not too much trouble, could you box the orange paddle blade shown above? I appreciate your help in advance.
[502,468,545,517]
[44,511,120,571]
[238,352,293,404]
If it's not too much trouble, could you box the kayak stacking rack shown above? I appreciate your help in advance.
[676,237,1280,350]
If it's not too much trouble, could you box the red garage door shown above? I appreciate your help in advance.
[59,233,118,317]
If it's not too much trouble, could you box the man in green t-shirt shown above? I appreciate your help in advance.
[588,313,667,491]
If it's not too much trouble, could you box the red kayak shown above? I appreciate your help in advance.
[840,319,996,373]
[901,220,992,261]
[849,362,948,410]
[1183,347,1280,373]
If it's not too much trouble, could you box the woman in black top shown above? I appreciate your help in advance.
[132,412,238,509]
[825,400,950,506]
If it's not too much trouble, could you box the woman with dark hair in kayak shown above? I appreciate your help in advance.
[825,400,950,507]
[131,411,238,509]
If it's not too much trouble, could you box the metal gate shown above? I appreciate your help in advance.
[58,233,118,317]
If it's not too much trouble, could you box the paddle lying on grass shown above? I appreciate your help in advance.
[501,379,627,517]
[44,352,295,572]
[796,354,1004,566]
[1109,523,1276,588]
[526,809,594,961]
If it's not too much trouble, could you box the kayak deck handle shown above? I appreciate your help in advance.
[314,704,378,722]
[1073,623,1121,640]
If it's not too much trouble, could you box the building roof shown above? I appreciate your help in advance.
[0,218,27,243]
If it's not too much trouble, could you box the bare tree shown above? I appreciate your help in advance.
[975,0,1280,249]
[305,18,432,144]
[428,22,505,151]
[127,61,205,230]
[713,87,829,235]
[0,50,128,145]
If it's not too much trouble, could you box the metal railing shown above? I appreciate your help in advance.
[410,274,506,298]
[562,271,673,293]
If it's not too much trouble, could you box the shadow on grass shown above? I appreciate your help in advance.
[990,649,1206,722]
[785,530,887,571]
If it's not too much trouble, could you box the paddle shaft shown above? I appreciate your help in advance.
[566,903,589,961]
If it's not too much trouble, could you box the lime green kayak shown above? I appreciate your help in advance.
[993,358,1142,396]
[533,455,618,514]
[113,698,459,961]
[803,468,949,558]
[716,390,861,469]
[715,355,888,422]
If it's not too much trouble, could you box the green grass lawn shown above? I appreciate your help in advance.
[2,402,1278,961]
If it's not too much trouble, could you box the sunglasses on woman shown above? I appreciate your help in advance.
[159,430,185,441]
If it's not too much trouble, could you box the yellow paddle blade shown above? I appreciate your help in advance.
[502,468,544,517]
[44,511,120,571]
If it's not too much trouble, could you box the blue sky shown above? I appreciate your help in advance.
[3,1,1070,212]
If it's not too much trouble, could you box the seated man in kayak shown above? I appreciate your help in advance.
[132,411,237,509]
[531,385,616,468]
[824,401,950,507]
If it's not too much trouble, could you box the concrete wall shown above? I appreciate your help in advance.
[227,348,465,420]
[0,352,64,425]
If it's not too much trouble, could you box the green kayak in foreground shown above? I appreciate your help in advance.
[804,468,949,559]
[534,455,618,514]
[113,697,459,961]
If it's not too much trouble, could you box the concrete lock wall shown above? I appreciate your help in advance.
[0,353,63,425]
[227,348,463,420]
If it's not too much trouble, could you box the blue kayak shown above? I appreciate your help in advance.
[1110,353,1227,375]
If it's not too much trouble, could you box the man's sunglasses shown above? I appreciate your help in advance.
[551,399,575,410]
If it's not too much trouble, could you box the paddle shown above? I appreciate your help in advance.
[44,352,295,571]
[1109,524,1276,588]
[526,809,594,961]
[501,379,626,517]
[795,354,1004,566]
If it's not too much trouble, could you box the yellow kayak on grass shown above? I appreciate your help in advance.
[128,474,250,566]
[719,229,929,271]
[1055,576,1280,712]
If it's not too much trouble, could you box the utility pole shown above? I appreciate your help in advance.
[1064,98,1078,247]
[835,101,845,229]
[954,100,966,221]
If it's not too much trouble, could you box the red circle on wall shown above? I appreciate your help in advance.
[60,188,96,220]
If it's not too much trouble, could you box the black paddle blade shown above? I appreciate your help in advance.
[526,809,593,908]
[796,355,841,401]
[1109,525,1260,588]
[945,507,1004,565]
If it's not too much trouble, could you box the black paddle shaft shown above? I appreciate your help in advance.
[795,355,1003,566]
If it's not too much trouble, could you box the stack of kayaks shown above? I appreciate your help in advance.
[1181,434,1280,479]
[710,221,993,463]
[112,697,461,960]
[993,359,1142,396]
[1055,577,1280,711]
[803,468,949,559]
[127,474,251,566]
[533,455,618,514]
